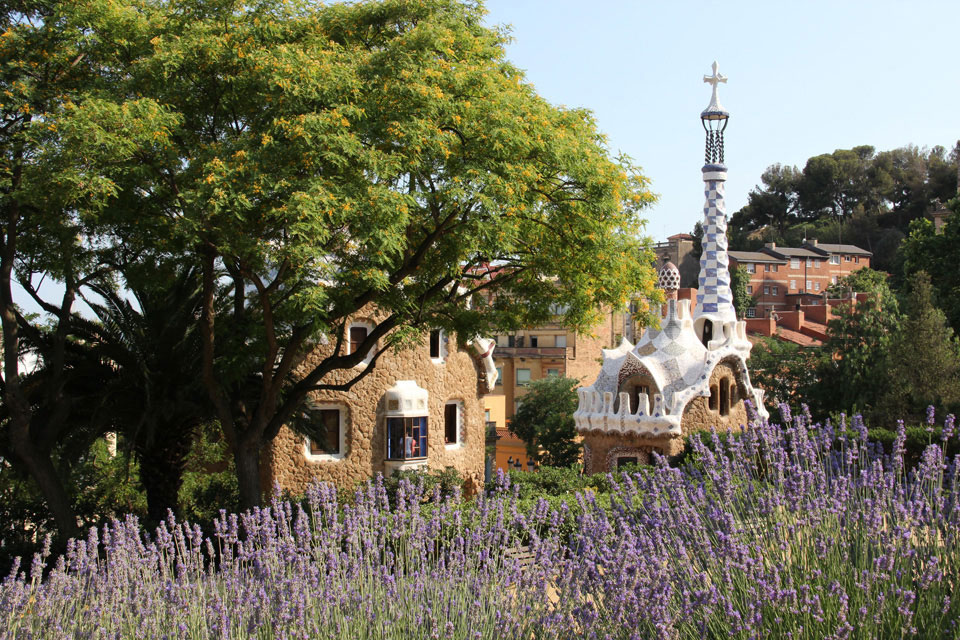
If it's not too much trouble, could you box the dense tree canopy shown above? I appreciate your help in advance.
[509,375,581,468]
[2,0,661,521]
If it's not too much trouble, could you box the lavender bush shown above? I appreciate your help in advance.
[2,407,958,639]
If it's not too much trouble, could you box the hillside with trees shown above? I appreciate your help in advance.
[727,144,959,271]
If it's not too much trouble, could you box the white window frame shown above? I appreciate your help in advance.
[806,258,813,268]
[772,286,778,296]
[830,255,841,265]
[303,404,348,462]
[806,280,813,290]
[814,281,820,291]
[791,258,800,269]
[746,263,755,273]
[763,286,770,295]
[747,285,753,294]
[814,259,821,269]
[746,308,756,318]
[555,334,567,348]
[495,366,503,386]
[444,400,464,449]
[348,321,376,367]
[790,279,796,290]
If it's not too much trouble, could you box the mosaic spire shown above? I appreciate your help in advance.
[694,62,737,330]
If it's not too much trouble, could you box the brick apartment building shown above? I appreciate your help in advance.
[729,240,871,317]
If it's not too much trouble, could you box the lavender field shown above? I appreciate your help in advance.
[2,408,959,639]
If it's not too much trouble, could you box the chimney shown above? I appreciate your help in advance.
[764,242,776,249]
[810,238,818,246]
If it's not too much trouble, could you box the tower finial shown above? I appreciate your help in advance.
[700,61,729,167]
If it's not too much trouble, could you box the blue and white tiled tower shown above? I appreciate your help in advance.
[694,62,737,346]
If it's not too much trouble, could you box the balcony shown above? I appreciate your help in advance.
[494,346,568,359]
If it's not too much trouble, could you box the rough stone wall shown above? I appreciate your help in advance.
[261,317,485,497]
[582,432,682,475]
[680,360,749,437]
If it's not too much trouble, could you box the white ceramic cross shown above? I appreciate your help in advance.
[703,61,726,107]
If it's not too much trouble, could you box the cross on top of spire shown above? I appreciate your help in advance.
[701,61,729,120]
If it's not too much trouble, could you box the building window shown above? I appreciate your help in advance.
[516,368,531,386]
[386,416,428,460]
[719,379,730,416]
[444,402,461,446]
[708,385,718,411]
[772,286,778,296]
[854,256,859,263]
[303,405,347,461]
[747,285,753,294]
[429,329,443,360]
[348,322,375,365]
[495,367,503,385]
[546,368,560,377]
[484,409,491,422]
[814,281,820,291]
[814,259,820,269]
[830,255,840,265]
[764,264,770,272]
[806,280,813,290]
[555,334,567,348]
[746,263,755,273]
[791,258,800,269]
[845,255,851,262]
[771,264,779,272]
[746,308,756,318]
[349,325,367,354]
[617,456,639,469]
[763,286,770,295]
[530,335,538,348]
[831,276,838,285]
[806,258,813,268]
[790,279,796,290]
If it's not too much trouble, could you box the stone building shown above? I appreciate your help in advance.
[261,313,497,495]
[573,63,768,473]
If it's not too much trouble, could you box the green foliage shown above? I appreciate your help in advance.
[747,336,820,406]
[729,265,755,318]
[380,466,464,505]
[729,143,958,270]
[177,423,239,527]
[882,271,960,422]
[508,376,581,467]
[896,199,960,331]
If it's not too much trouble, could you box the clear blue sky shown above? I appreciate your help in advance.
[482,0,960,242]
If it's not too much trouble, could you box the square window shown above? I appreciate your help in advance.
[845,255,851,262]
[387,416,427,461]
[772,264,779,272]
[517,368,531,386]
[746,308,756,318]
[763,286,770,295]
[830,255,840,265]
[546,368,560,377]
[444,402,459,445]
[555,334,567,348]
[814,260,820,269]
[806,258,813,268]
[746,263,755,273]
[309,408,341,456]
[791,258,800,269]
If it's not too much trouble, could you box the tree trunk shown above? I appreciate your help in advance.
[234,435,263,511]
[138,433,193,525]
[9,425,78,539]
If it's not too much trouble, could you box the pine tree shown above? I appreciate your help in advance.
[883,271,960,421]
